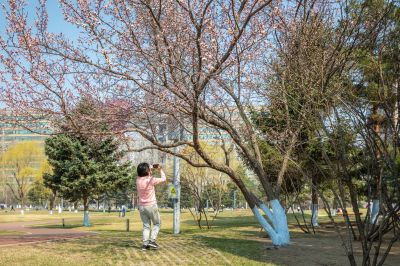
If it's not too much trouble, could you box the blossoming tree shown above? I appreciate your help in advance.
[0,0,371,246]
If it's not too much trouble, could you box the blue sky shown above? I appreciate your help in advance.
[0,1,80,109]
[0,0,79,38]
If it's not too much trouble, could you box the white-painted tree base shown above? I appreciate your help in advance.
[370,199,380,225]
[83,211,90,226]
[252,199,290,246]
[311,204,319,227]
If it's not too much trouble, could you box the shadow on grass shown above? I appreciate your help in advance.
[182,214,259,229]
[31,223,113,229]
[56,231,267,263]
[182,212,316,229]
[195,235,266,263]
[52,231,152,256]
[237,229,269,238]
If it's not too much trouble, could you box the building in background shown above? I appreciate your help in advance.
[0,110,51,205]
[0,110,51,148]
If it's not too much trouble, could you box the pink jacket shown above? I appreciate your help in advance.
[136,170,166,206]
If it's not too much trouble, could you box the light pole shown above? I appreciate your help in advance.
[173,146,180,234]
[172,126,183,234]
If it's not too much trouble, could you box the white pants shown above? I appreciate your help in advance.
[139,204,161,244]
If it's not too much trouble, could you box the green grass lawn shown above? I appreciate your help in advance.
[1,208,396,266]
[0,209,276,265]
[0,230,26,236]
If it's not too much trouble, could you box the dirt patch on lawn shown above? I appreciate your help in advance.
[0,221,93,246]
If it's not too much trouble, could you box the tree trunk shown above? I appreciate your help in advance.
[83,196,90,226]
[371,105,381,224]
[332,197,338,216]
[253,199,291,246]
[235,178,290,246]
[20,192,25,208]
[131,192,135,209]
[311,175,319,227]
[49,192,56,215]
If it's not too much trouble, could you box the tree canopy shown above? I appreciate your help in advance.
[44,134,133,225]
[0,141,49,205]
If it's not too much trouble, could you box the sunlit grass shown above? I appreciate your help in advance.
[0,209,277,266]
[0,230,26,236]
[0,208,375,266]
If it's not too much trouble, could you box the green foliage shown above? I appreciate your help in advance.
[347,0,400,202]
[180,142,239,209]
[352,0,399,103]
[27,180,51,206]
[240,136,304,196]
[180,179,192,208]
[44,134,134,209]
[0,141,49,204]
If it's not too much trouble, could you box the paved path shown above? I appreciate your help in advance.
[0,220,93,246]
